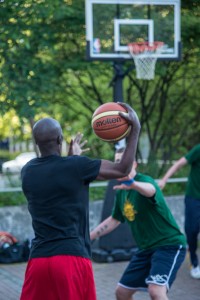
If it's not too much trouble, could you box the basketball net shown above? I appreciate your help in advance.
[128,42,164,80]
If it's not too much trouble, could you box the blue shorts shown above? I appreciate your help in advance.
[118,245,186,291]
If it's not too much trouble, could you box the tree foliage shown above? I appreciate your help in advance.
[0,0,199,171]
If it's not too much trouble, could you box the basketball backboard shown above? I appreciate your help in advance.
[85,0,181,61]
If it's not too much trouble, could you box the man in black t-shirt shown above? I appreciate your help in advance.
[20,102,140,300]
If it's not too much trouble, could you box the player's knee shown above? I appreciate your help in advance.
[115,285,134,300]
[148,284,158,299]
[148,284,167,300]
[115,285,123,300]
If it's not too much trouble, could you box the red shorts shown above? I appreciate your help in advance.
[20,255,97,300]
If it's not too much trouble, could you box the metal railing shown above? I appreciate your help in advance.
[0,177,188,193]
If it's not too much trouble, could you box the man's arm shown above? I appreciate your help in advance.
[97,103,141,180]
[114,181,156,198]
[158,157,188,189]
[90,216,121,241]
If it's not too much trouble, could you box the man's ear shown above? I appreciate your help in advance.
[57,135,63,145]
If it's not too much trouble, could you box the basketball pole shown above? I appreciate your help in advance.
[110,61,124,103]
[111,3,124,103]
[108,61,135,149]
[109,61,133,149]
[109,61,135,103]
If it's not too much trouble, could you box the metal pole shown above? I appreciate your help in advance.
[113,62,124,103]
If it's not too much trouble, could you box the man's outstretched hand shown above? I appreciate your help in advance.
[68,133,90,156]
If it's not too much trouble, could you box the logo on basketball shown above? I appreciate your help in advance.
[95,116,122,128]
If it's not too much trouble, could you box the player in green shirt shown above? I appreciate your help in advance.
[90,149,186,300]
[159,144,200,279]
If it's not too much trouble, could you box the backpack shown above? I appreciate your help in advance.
[0,231,30,264]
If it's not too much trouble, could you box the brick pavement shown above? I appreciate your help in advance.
[0,249,199,300]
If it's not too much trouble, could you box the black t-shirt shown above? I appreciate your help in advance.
[21,155,101,259]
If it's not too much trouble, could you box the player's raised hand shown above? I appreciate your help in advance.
[68,133,90,156]
[118,102,140,130]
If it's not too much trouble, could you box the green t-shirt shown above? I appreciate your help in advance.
[185,144,200,199]
[112,173,186,251]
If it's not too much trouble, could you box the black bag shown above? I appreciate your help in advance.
[0,232,30,264]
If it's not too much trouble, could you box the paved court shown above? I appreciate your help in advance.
[0,249,199,300]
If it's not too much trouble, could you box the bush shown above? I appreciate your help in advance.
[160,182,187,197]
[0,192,26,207]
[89,184,107,202]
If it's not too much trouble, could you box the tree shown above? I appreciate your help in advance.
[0,0,199,172]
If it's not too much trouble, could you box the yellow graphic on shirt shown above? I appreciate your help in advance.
[123,199,137,221]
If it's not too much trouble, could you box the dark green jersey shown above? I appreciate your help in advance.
[112,173,186,251]
[185,144,200,199]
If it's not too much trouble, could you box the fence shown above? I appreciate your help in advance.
[0,177,188,193]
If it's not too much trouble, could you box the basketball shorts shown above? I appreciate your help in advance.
[20,255,96,300]
[118,245,186,292]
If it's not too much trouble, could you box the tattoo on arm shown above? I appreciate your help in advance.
[96,224,108,237]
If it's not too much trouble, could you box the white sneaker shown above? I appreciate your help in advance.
[190,266,200,279]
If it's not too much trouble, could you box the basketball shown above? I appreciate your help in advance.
[91,102,131,142]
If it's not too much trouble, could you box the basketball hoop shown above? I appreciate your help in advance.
[128,42,164,80]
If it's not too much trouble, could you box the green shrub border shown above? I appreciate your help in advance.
[0,192,27,207]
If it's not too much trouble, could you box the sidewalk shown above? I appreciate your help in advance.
[0,249,199,300]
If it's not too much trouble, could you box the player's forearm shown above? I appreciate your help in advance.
[119,124,140,174]
[161,166,177,183]
[161,157,187,183]
[130,181,156,197]
[90,216,120,240]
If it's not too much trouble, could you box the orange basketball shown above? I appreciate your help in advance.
[91,102,131,142]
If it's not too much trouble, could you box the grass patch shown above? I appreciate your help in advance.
[0,192,27,207]
[89,184,107,202]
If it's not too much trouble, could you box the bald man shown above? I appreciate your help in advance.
[20,103,140,300]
